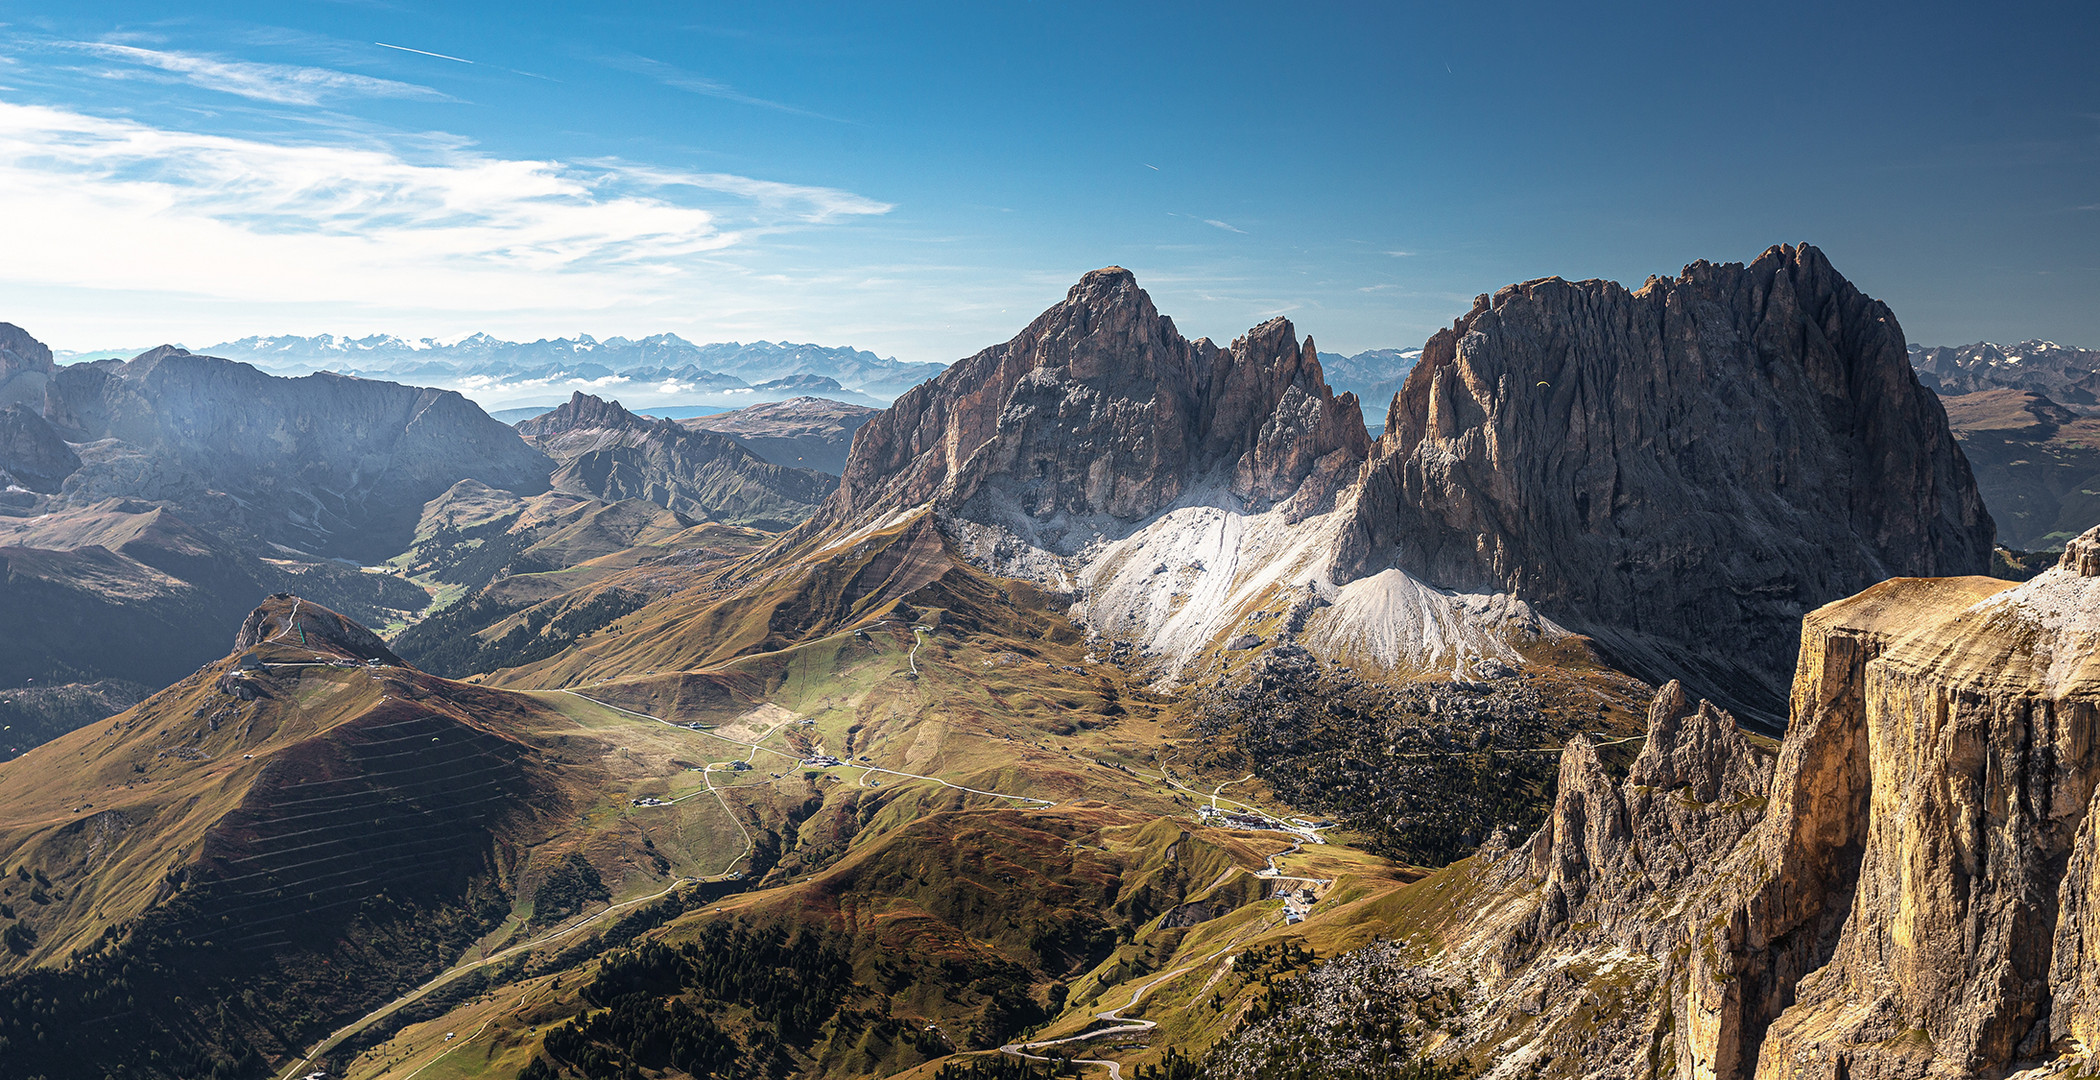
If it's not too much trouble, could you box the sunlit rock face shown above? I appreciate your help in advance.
[1426,529,2100,1080]
[813,265,1371,544]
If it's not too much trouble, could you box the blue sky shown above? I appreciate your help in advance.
[0,1,2093,362]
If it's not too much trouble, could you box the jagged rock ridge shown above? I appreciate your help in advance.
[1343,243,1993,716]
[813,266,1370,547]
[518,391,836,529]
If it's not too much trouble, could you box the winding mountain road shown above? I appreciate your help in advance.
[558,688,1055,808]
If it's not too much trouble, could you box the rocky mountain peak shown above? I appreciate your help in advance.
[127,344,194,366]
[1346,241,1993,717]
[518,390,835,528]
[811,267,1369,550]
[514,391,653,437]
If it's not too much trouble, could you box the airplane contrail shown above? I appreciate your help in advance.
[376,42,474,64]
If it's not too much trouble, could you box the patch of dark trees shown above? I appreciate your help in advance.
[1191,648,1580,867]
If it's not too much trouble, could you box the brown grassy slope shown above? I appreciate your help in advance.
[1941,388,2100,549]
[0,596,619,1080]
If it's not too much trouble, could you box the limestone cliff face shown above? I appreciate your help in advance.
[1344,244,1993,716]
[810,267,1370,549]
[1734,538,2100,1079]
[1440,529,2100,1080]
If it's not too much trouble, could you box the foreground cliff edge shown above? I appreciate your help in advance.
[1325,526,2100,1080]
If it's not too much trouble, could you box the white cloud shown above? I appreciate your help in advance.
[1204,218,1246,234]
[611,164,892,223]
[0,99,891,316]
[65,42,446,105]
[600,52,844,122]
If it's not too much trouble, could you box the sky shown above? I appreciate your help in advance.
[0,1,2093,363]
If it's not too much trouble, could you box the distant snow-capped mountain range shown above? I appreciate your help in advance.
[50,335,1428,421]
[1910,339,2100,411]
[55,333,948,413]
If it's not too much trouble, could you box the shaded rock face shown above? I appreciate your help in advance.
[812,267,1370,551]
[1345,243,1994,717]
[38,346,555,561]
[0,322,55,411]
[1502,678,1775,969]
[1438,545,2100,1080]
[519,391,835,529]
[0,323,52,382]
[0,403,79,493]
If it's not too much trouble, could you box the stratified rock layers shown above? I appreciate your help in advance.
[1346,243,1993,715]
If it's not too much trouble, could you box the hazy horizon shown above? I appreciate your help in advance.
[2,3,2094,363]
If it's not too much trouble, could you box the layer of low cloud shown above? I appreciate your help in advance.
[0,99,892,317]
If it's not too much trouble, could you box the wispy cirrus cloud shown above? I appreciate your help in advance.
[599,51,846,122]
[0,99,890,315]
[610,163,892,223]
[1204,218,1246,234]
[62,41,448,105]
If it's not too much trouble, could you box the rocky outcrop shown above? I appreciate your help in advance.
[1729,540,2100,1079]
[1523,681,1773,940]
[1344,243,1994,716]
[811,267,1370,548]
[40,345,555,560]
[519,392,835,529]
[1420,527,2100,1080]
[0,404,78,493]
[233,593,404,665]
